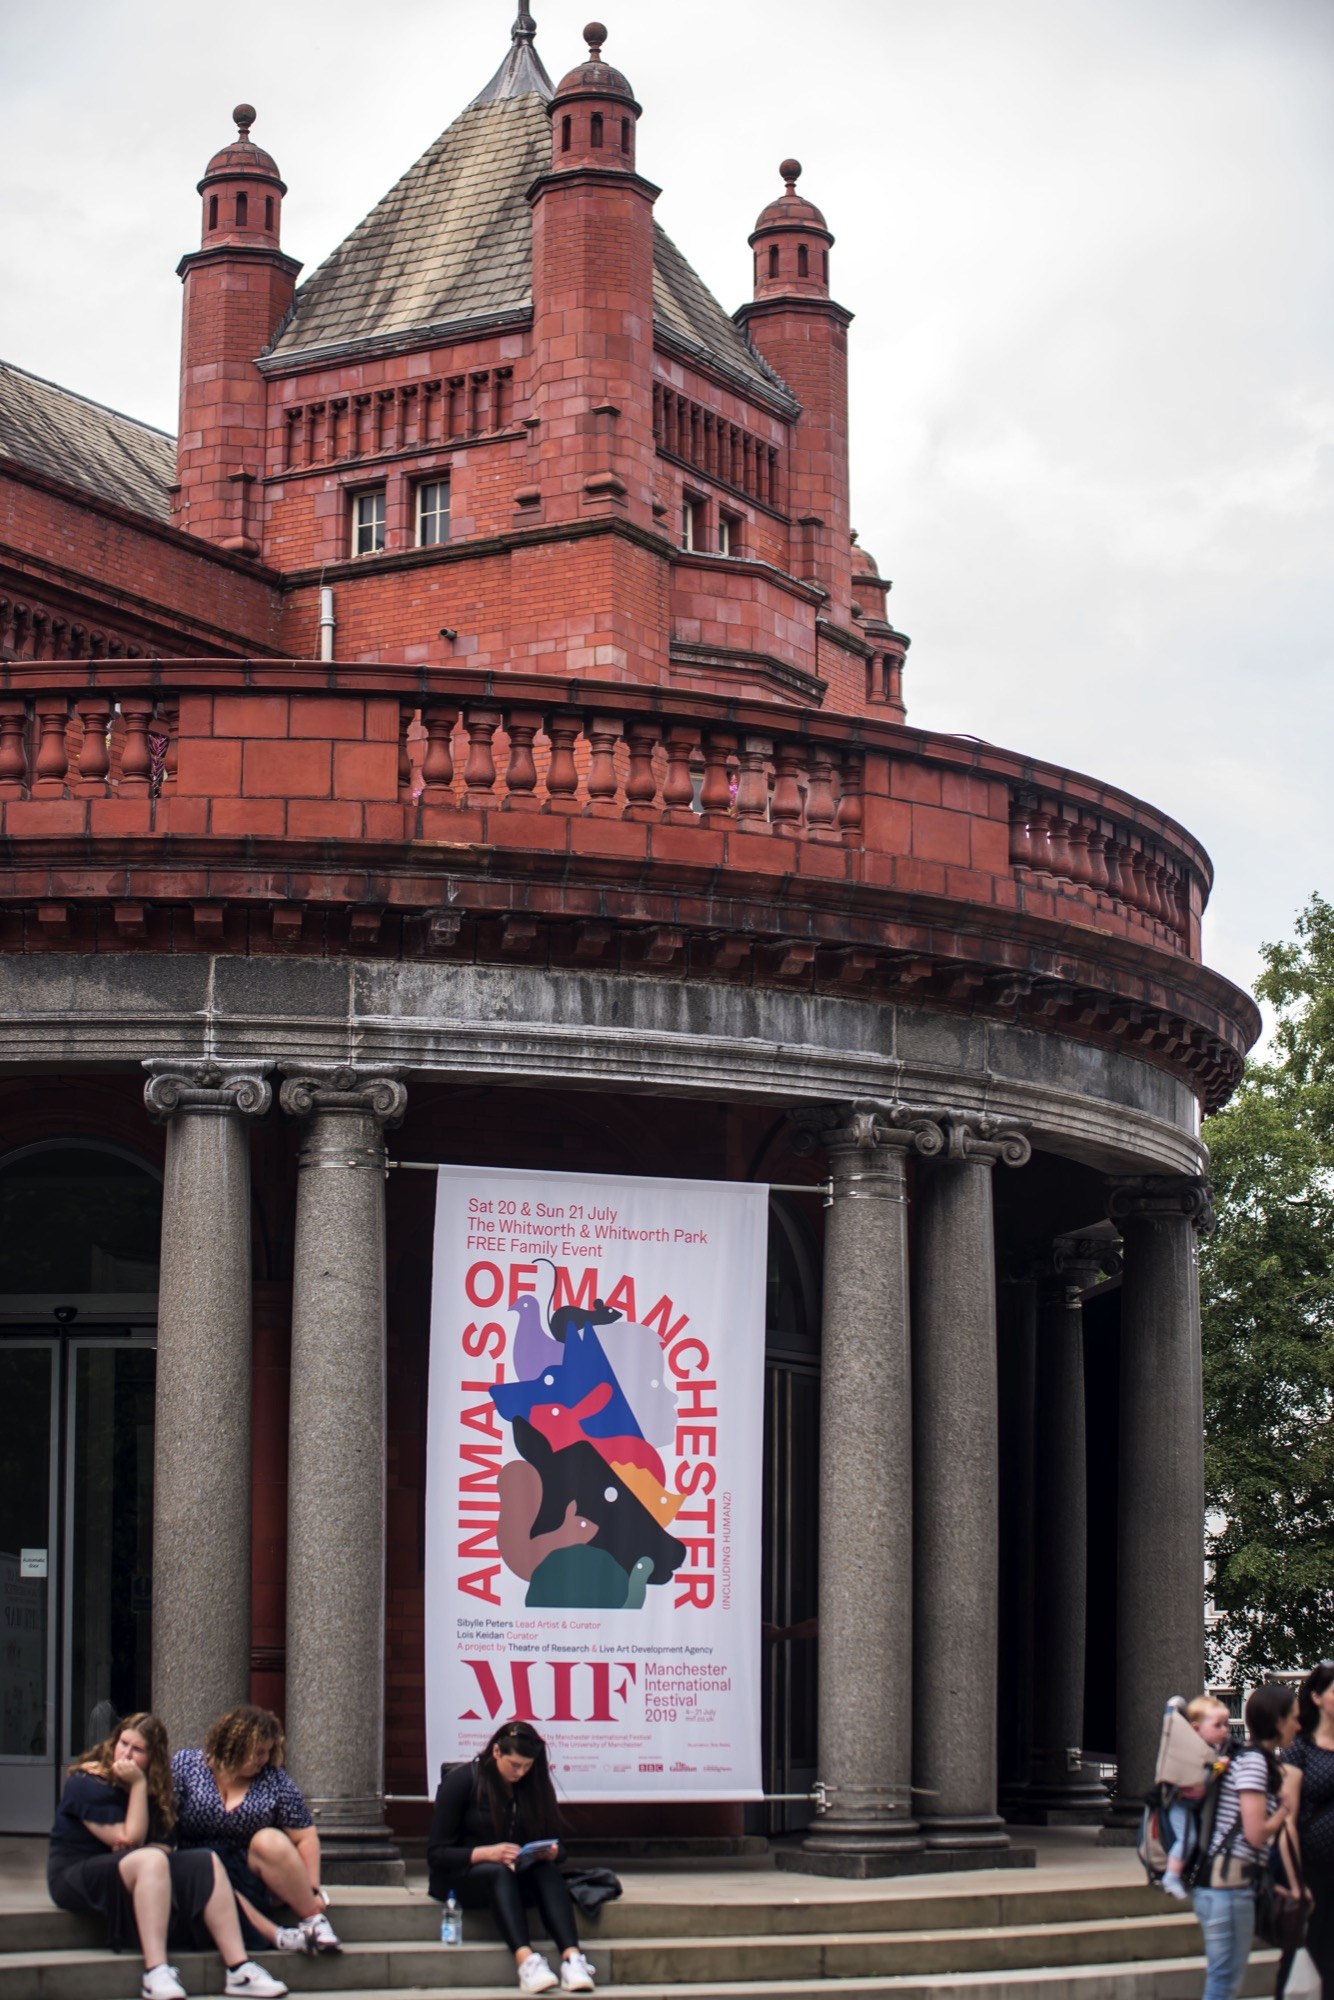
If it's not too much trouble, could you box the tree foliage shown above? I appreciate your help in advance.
[1201,893,1334,1678]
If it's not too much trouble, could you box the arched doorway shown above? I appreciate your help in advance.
[0,1141,161,1830]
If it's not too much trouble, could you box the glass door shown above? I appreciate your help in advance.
[64,1340,156,1761]
[0,1341,59,1831]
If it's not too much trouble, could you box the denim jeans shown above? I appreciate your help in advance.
[1192,1885,1255,2000]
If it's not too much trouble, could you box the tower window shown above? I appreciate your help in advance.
[768,244,779,279]
[235,191,248,227]
[208,195,218,230]
[351,488,386,557]
[590,112,603,148]
[561,115,571,152]
[621,118,630,153]
[797,243,809,277]
[822,249,829,283]
[265,195,274,230]
[417,479,450,548]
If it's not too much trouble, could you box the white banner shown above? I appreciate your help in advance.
[425,1164,768,1801]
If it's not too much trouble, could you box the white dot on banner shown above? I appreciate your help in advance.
[604,1487,617,1502]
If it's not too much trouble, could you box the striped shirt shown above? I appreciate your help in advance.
[1208,1748,1274,1868]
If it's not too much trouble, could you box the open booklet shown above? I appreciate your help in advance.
[515,1840,562,1869]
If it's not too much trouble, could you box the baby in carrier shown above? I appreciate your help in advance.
[1156,1695,1233,1897]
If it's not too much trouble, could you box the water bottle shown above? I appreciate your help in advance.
[440,1893,462,1947]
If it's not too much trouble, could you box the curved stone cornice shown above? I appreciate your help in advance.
[278,1062,407,1128]
[143,1058,273,1121]
[1107,1174,1216,1233]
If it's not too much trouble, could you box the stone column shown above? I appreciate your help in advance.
[1023,1237,1116,1821]
[144,1059,273,1748]
[780,1099,944,1875]
[913,1113,1030,1851]
[996,1270,1037,1813]
[1103,1175,1212,1832]
[279,1063,407,1882]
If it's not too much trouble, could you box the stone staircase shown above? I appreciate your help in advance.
[0,1875,1280,1999]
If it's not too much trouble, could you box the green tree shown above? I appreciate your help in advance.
[1202,892,1334,1679]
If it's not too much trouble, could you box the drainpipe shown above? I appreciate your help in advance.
[319,586,335,663]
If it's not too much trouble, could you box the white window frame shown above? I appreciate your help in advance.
[417,478,450,548]
[718,511,741,558]
[682,494,705,552]
[351,488,386,557]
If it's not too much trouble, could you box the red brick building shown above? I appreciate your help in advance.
[0,10,1257,1874]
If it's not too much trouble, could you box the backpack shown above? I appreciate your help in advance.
[1137,1759,1230,1889]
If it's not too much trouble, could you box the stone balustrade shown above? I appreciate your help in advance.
[0,661,1251,1110]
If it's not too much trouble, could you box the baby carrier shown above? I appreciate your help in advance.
[1137,1702,1230,1889]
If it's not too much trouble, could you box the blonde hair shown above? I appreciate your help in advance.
[72,1711,176,1831]
[1187,1695,1230,1726]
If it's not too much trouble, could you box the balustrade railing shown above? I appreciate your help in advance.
[1009,786,1189,940]
[0,671,1203,959]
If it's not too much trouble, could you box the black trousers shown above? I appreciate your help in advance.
[1277,1847,1334,1997]
[454,1860,580,1957]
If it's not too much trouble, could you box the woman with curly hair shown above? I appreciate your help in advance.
[171,1706,339,1958]
[47,1712,287,2000]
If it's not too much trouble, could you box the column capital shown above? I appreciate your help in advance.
[937,1111,1032,1169]
[789,1096,945,1163]
[1107,1174,1215,1233]
[1043,1234,1123,1304]
[278,1063,407,1128]
[143,1058,273,1122]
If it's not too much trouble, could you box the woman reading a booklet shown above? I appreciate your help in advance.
[427,1721,597,1996]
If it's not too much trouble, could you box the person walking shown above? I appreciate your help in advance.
[1192,1682,1299,2000]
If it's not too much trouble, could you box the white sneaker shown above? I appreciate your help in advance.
[141,1970,187,2000]
[224,1966,289,1999]
[518,1955,559,1994]
[273,1928,311,1954]
[560,1951,597,1992]
[299,1910,342,1953]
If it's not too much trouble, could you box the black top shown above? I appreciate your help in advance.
[49,1773,166,1870]
[1285,1737,1334,1861]
[427,1760,527,1895]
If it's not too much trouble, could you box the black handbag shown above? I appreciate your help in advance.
[1256,1827,1314,1954]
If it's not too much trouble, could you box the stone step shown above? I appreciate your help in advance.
[0,1915,1270,2000]
[0,1960,1282,2000]
[0,1881,1175,1953]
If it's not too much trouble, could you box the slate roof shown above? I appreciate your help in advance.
[0,359,175,523]
[266,46,794,410]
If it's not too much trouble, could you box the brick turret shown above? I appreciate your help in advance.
[174,106,301,553]
[737,161,853,626]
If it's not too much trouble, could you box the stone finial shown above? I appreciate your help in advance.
[584,20,608,56]
[780,158,802,194]
[233,103,257,142]
[513,1,536,41]
[143,1058,273,1122]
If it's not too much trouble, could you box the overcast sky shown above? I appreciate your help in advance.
[2,0,1330,1026]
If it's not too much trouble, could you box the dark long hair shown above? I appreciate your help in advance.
[1298,1664,1334,1739]
[476,1719,562,1838]
[1245,1681,1297,1792]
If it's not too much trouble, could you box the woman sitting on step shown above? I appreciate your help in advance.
[46,1710,288,2000]
[427,1719,597,1995]
[172,1705,341,1959]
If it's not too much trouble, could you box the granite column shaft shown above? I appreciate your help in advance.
[913,1114,1030,1850]
[144,1059,272,1749]
[280,1064,407,1882]
[1106,1177,1211,1826]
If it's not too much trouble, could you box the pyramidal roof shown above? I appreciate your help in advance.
[265,24,795,411]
